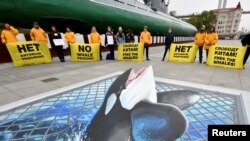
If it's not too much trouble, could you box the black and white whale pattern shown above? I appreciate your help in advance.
[85,67,200,141]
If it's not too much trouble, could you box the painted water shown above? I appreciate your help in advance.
[0,76,244,141]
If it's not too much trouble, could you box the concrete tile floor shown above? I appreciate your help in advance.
[0,40,249,106]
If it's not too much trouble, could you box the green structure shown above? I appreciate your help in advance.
[0,0,197,35]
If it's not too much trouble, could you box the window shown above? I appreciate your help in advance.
[220,16,226,19]
[114,0,124,4]
[127,3,136,7]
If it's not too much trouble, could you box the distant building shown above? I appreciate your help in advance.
[212,1,243,39]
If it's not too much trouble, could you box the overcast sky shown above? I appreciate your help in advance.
[168,0,250,31]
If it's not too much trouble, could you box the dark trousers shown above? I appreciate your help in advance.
[198,46,203,63]
[55,46,65,61]
[162,44,171,60]
[108,45,115,60]
[205,49,209,60]
[100,46,102,60]
[144,43,149,59]
[243,47,250,65]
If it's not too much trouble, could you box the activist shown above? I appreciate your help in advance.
[105,26,115,60]
[204,26,218,63]
[49,25,65,62]
[162,27,174,61]
[194,27,206,63]
[241,33,250,68]
[115,27,126,44]
[30,22,47,42]
[64,26,76,45]
[90,26,102,60]
[1,23,19,44]
[140,26,152,61]
[125,29,135,43]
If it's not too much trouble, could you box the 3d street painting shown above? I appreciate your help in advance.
[0,66,245,141]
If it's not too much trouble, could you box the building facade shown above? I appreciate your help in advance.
[213,2,243,39]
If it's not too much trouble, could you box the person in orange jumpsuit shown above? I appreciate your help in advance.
[30,22,47,42]
[140,26,152,61]
[204,26,218,63]
[90,26,102,60]
[194,27,206,63]
[64,26,76,45]
[1,23,19,44]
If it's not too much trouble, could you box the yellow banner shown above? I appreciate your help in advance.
[207,45,247,69]
[168,44,198,62]
[6,41,52,67]
[118,43,144,61]
[70,43,100,62]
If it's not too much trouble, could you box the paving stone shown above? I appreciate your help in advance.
[0,40,249,105]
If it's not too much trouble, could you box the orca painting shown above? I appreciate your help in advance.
[85,66,200,141]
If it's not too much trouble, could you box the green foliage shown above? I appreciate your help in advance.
[169,11,177,17]
[187,11,216,32]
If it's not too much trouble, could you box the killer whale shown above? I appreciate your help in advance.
[157,90,201,110]
[85,66,200,141]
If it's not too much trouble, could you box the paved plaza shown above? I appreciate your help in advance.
[0,40,249,106]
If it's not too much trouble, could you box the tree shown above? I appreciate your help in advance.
[187,11,216,31]
[169,11,177,17]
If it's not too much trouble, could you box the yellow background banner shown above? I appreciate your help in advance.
[70,43,100,62]
[6,41,52,67]
[118,43,144,61]
[168,44,198,62]
[207,45,247,69]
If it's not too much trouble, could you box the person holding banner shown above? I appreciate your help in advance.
[241,33,250,68]
[105,26,115,60]
[64,27,76,45]
[1,23,19,44]
[194,27,206,63]
[162,28,174,61]
[49,25,65,62]
[30,22,47,42]
[125,29,135,43]
[204,26,218,63]
[90,26,102,60]
[140,26,152,61]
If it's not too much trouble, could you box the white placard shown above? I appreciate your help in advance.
[76,33,84,43]
[101,34,105,46]
[53,39,65,46]
[153,36,157,44]
[87,34,91,43]
[60,33,68,49]
[107,36,114,45]
[17,33,26,42]
[134,36,138,43]
[46,34,52,49]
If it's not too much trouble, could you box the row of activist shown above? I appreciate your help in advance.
[163,26,250,68]
[161,26,219,63]
[1,22,152,62]
[193,26,250,68]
